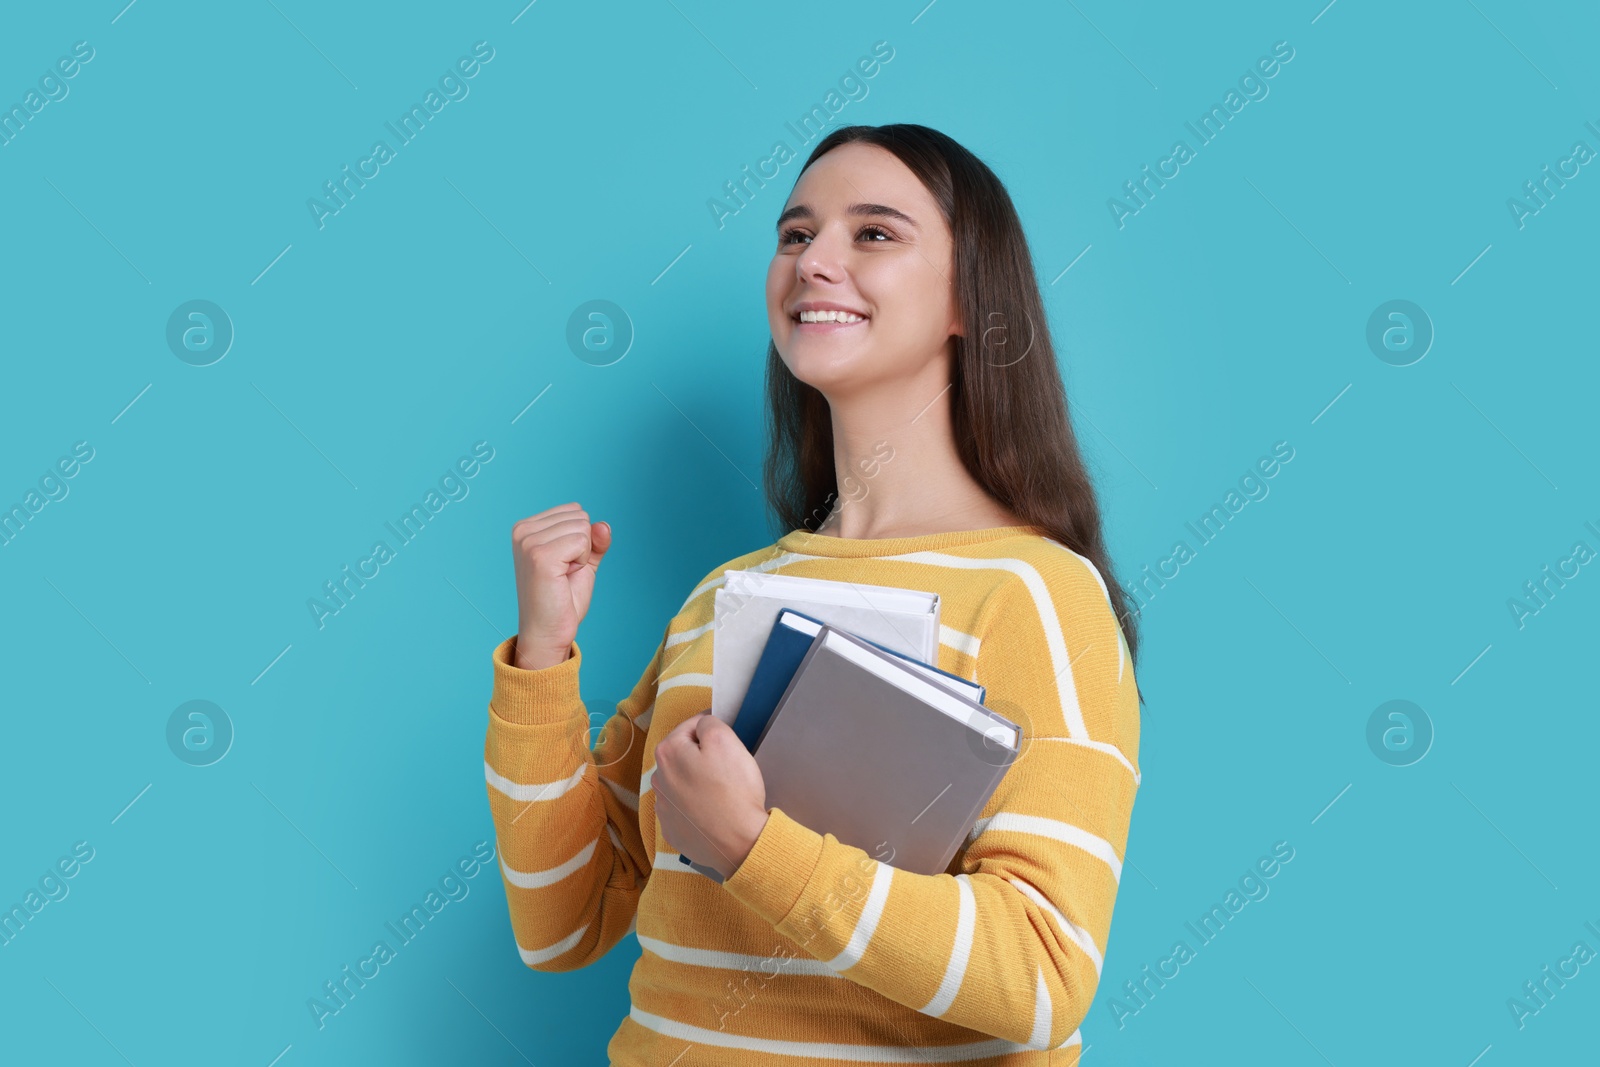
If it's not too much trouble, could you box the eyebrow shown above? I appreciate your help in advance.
[775,202,919,233]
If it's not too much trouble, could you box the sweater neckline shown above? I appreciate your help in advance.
[776,523,1049,558]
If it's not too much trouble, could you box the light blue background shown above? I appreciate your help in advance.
[1,1,1595,1063]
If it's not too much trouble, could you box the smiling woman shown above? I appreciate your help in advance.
[764,143,967,407]
[487,124,1144,1066]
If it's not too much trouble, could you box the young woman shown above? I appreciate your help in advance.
[486,124,1143,1065]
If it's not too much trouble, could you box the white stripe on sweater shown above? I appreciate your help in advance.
[825,861,894,972]
[635,672,711,734]
[969,812,1122,883]
[485,760,648,816]
[500,838,596,889]
[601,776,639,811]
[628,1005,1081,1061]
[659,672,713,693]
[683,553,816,607]
[870,551,1089,739]
[485,759,585,803]
[919,873,976,1017]
[1040,536,1127,685]
[1034,735,1141,784]
[516,922,587,966]
[1027,965,1053,1051]
[1008,876,1102,975]
[665,619,714,647]
[636,933,842,977]
[940,623,981,659]
[677,544,1113,711]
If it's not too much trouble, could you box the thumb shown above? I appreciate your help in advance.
[589,520,612,567]
[688,709,723,745]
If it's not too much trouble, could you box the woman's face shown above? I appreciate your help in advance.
[766,142,960,397]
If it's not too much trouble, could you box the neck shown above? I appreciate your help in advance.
[813,352,1021,540]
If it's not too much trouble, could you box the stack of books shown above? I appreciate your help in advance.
[678,571,1022,883]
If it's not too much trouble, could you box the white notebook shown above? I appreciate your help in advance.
[710,569,941,725]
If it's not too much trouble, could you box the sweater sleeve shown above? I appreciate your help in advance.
[484,628,663,972]
[718,554,1142,1052]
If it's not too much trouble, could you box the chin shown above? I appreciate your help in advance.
[779,347,877,395]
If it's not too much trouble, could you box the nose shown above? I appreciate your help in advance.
[795,223,848,285]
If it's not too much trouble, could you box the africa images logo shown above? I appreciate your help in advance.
[307,42,496,230]
[307,442,495,630]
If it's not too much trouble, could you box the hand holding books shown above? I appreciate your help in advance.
[679,570,1021,883]
[651,710,770,882]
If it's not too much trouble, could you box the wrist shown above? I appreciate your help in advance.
[513,636,573,671]
[725,807,771,878]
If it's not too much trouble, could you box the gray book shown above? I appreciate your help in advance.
[737,624,1021,879]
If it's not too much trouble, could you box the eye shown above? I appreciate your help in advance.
[778,224,896,247]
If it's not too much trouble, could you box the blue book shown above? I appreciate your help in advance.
[732,608,985,753]
[678,608,986,880]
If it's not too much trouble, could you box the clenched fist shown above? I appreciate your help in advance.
[510,503,611,671]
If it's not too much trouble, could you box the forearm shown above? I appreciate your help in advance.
[485,634,654,971]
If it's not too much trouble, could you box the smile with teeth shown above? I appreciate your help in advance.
[796,310,867,324]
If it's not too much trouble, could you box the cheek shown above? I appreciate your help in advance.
[862,255,942,327]
[766,260,791,329]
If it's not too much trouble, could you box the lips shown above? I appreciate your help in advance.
[790,301,869,322]
[793,314,868,332]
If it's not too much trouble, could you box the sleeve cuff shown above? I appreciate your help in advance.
[720,806,827,926]
[489,635,585,725]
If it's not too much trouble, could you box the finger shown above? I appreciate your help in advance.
[686,709,718,745]
[515,501,585,527]
[665,716,699,746]
[700,710,735,743]
[512,506,590,542]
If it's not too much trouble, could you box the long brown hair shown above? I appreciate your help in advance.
[761,123,1144,686]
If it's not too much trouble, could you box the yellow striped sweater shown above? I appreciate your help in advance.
[483,524,1141,1065]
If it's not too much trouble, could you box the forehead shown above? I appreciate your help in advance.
[783,142,938,216]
